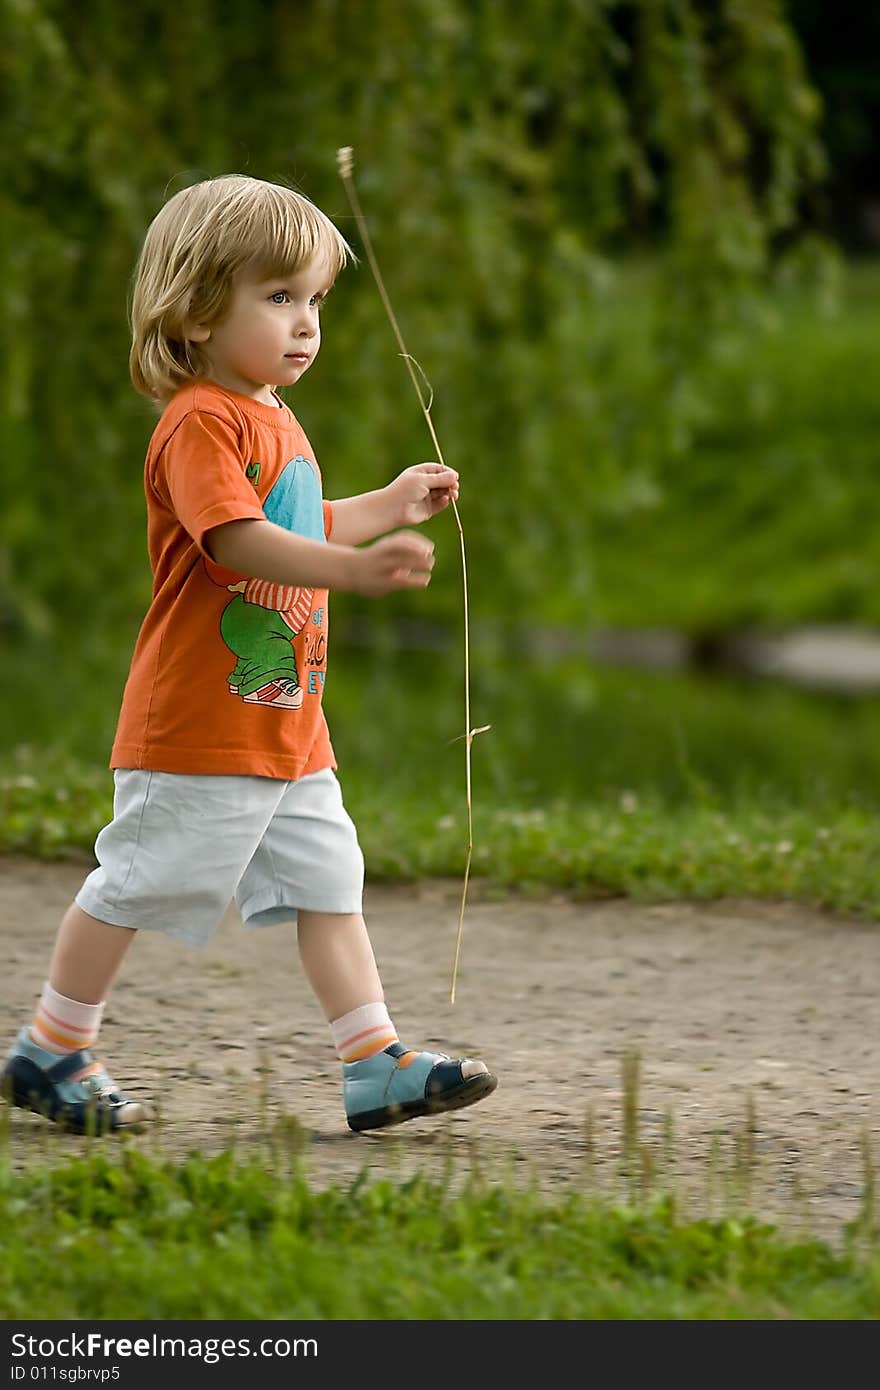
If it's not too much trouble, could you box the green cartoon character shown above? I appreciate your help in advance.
[217,454,325,710]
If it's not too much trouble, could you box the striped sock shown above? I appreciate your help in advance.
[30,981,105,1056]
[330,1003,398,1063]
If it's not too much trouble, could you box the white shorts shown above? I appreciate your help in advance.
[75,766,365,948]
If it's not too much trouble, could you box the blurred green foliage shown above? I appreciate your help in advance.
[0,0,830,678]
[591,259,880,630]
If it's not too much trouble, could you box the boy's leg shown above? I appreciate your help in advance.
[2,904,145,1132]
[296,910,384,1021]
[297,909,496,1132]
[5,766,290,1135]
[48,902,135,1004]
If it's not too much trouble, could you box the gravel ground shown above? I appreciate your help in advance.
[2,856,878,1246]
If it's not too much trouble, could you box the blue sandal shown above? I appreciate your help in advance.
[344,1041,497,1132]
[2,1027,147,1134]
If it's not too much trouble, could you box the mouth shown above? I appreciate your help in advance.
[285,353,310,363]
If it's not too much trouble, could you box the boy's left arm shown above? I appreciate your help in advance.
[329,463,459,545]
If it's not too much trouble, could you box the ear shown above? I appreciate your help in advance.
[185,322,212,343]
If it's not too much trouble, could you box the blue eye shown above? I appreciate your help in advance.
[269,291,289,304]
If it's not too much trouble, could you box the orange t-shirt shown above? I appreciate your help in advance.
[111,381,336,779]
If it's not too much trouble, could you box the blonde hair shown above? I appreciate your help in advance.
[129,174,354,404]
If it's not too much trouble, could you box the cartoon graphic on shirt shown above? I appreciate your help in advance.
[215,454,326,710]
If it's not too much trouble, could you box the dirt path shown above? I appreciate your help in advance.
[2,857,878,1245]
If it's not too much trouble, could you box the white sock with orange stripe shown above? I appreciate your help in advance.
[30,981,104,1057]
[330,1002,398,1063]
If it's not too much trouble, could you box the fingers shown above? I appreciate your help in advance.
[392,567,433,589]
[369,530,435,593]
[390,531,435,572]
[413,462,459,490]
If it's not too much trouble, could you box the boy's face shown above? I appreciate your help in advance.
[188,255,331,404]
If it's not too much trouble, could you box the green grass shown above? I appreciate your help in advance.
[5,655,880,922]
[353,794,880,918]
[0,1145,878,1320]
[4,757,880,919]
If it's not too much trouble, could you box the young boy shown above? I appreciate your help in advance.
[2,174,497,1135]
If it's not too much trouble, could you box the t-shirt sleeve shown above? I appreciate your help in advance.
[153,410,266,558]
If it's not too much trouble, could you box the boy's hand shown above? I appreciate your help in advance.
[351,531,435,596]
[388,463,459,527]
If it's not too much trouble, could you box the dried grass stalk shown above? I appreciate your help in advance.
[337,146,490,1003]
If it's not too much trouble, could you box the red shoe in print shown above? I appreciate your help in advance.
[242,680,304,709]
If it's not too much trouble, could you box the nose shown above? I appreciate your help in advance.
[295,305,319,338]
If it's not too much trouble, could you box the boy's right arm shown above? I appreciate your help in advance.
[205,517,435,598]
